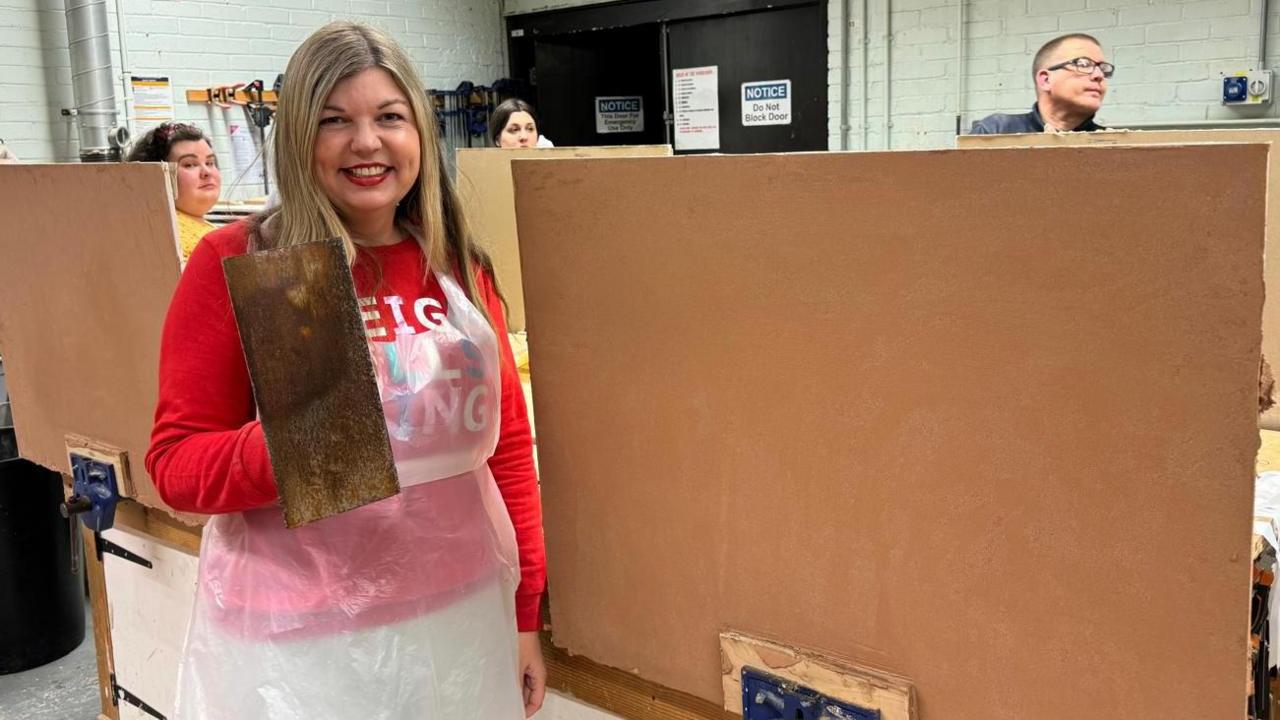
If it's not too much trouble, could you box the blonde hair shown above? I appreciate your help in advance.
[252,21,500,326]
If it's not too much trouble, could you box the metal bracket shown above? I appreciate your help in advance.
[96,532,153,569]
[111,673,167,720]
[111,671,166,717]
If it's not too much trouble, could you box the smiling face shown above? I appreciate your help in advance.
[1036,37,1108,116]
[168,139,221,217]
[312,67,421,231]
[497,111,538,148]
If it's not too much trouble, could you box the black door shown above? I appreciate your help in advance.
[531,25,667,147]
[666,4,827,153]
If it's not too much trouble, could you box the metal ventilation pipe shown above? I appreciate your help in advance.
[64,0,128,161]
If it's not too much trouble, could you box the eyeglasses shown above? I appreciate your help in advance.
[1045,57,1115,79]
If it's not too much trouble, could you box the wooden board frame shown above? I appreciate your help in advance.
[66,435,134,500]
[719,631,914,719]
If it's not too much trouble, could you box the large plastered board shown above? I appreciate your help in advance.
[455,145,673,332]
[0,164,182,513]
[959,129,1280,430]
[514,146,1266,719]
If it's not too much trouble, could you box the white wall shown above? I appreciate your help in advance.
[1,0,506,191]
[6,0,1278,163]
[1,0,80,163]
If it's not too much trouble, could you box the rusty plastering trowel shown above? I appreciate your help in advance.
[223,238,399,528]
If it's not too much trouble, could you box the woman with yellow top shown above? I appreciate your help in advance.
[126,122,222,261]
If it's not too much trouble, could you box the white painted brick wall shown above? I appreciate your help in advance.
[8,0,1279,163]
[1,0,505,194]
[830,0,1280,151]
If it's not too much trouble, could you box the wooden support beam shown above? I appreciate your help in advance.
[543,633,736,720]
[83,524,119,720]
[114,499,202,556]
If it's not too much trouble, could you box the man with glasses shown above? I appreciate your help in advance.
[970,33,1112,135]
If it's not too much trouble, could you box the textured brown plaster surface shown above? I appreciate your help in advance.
[0,164,182,514]
[959,129,1280,430]
[455,145,672,331]
[515,146,1265,719]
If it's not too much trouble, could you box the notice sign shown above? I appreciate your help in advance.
[741,79,791,126]
[229,122,265,188]
[595,96,644,134]
[672,66,720,151]
[130,76,175,134]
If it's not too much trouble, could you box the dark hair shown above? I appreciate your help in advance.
[125,122,209,162]
[1033,33,1102,79]
[488,99,538,146]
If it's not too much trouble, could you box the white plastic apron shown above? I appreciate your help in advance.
[173,271,522,720]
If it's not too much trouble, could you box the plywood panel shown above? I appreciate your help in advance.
[958,129,1280,430]
[455,145,673,331]
[515,146,1266,719]
[102,527,198,720]
[0,164,182,513]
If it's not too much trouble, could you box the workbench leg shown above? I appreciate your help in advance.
[83,525,119,720]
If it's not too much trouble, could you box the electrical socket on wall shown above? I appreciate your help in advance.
[1222,70,1272,105]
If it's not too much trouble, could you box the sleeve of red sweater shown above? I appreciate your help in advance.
[477,270,547,632]
[145,225,280,513]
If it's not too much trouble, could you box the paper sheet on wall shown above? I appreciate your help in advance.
[228,121,266,191]
[672,66,719,151]
[131,76,174,134]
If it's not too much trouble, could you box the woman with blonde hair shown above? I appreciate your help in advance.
[146,21,546,719]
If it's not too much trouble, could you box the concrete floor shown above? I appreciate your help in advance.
[0,601,100,720]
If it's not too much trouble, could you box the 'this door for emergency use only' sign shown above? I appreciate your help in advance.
[595,96,644,134]
[741,79,791,126]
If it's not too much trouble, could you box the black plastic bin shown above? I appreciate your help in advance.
[0,457,86,674]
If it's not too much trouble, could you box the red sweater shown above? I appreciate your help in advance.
[145,221,545,631]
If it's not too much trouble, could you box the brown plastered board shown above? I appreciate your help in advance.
[959,129,1280,431]
[0,163,183,515]
[455,145,673,332]
[513,145,1266,720]
[223,239,399,528]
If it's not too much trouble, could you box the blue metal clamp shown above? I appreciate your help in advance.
[741,666,881,720]
[66,453,120,533]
